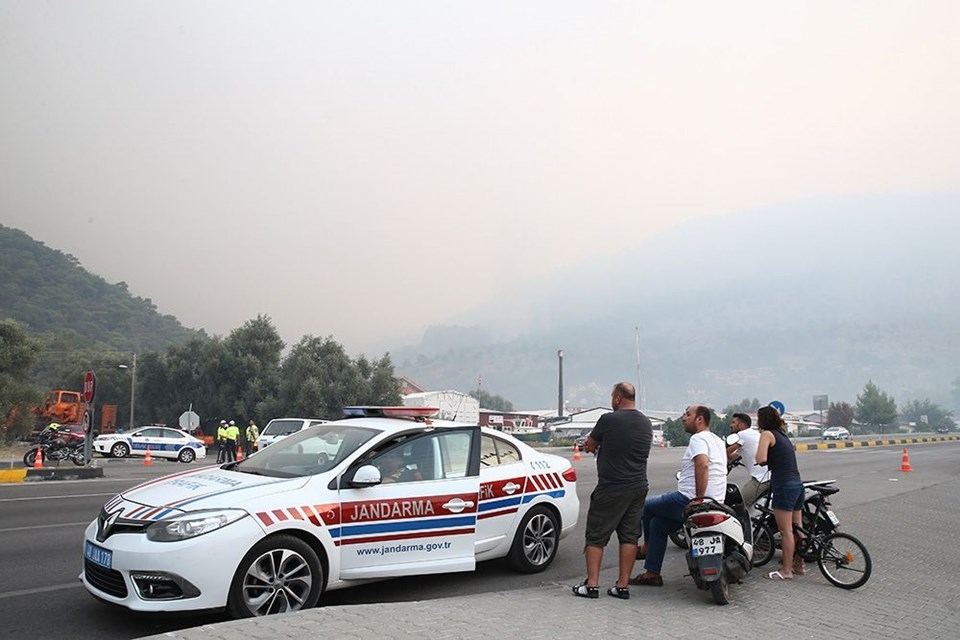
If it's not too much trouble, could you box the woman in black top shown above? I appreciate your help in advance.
[755,405,804,580]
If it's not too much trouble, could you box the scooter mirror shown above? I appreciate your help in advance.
[725,433,741,446]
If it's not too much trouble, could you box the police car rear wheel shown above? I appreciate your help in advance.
[178,448,195,463]
[507,506,559,573]
[227,535,323,618]
[110,442,129,458]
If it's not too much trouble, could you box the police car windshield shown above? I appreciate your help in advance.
[234,424,378,477]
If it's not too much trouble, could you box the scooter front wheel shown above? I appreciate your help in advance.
[669,528,689,549]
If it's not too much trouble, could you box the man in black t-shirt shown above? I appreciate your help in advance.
[572,382,653,600]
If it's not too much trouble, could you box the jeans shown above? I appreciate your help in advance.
[641,491,691,573]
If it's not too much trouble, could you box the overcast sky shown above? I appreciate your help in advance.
[2,2,958,354]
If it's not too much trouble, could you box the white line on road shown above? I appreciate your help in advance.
[0,493,116,502]
[0,521,90,533]
[0,582,84,600]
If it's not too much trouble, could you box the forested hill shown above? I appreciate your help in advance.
[0,224,200,351]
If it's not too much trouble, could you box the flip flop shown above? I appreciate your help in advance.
[763,570,793,581]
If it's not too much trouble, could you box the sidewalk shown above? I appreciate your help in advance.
[142,477,960,640]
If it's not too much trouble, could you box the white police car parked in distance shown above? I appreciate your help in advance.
[92,426,207,463]
[254,417,329,451]
[81,407,579,618]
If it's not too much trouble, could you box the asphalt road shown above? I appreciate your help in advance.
[0,441,956,640]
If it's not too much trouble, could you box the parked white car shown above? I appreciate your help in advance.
[822,426,851,440]
[254,417,329,451]
[82,407,580,618]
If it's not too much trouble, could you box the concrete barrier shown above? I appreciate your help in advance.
[21,466,104,482]
[796,434,960,452]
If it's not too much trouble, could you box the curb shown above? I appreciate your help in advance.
[5,467,106,482]
[795,435,960,452]
[0,469,28,483]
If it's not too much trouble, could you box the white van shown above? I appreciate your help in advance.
[254,418,329,451]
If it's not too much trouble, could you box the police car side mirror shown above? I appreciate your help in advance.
[349,464,382,488]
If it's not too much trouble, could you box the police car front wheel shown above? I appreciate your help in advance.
[227,534,323,618]
[178,448,196,463]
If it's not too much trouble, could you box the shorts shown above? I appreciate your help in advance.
[584,486,648,547]
[771,480,804,511]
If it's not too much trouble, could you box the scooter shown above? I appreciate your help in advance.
[681,435,755,605]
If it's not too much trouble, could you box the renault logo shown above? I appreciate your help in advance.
[97,509,121,542]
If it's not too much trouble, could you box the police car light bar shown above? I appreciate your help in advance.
[342,406,440,419]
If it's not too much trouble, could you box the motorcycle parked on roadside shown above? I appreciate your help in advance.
[23,437,86,467]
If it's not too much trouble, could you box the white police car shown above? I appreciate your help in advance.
[92,426,207,463]
[81,407,579,617]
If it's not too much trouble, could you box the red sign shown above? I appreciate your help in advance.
[83,370,97,403]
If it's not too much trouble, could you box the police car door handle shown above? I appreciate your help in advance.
[502,482,521,494]
[442,498,475,512]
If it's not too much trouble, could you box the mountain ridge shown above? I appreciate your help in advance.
[394,194,960,411]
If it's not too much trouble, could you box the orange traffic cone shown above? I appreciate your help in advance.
[900,447,913,472]
[573,442,582,461]
[144,447,153,466]
[236,447,244,461]
[33,447,43,468]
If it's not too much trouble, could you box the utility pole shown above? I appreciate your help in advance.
[557,349,564,418]
[635,326,644,410]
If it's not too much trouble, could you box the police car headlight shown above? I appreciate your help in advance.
[146,510,247,542]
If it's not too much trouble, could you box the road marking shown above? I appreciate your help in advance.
[0,582,84,600]
[0,521,90,533]
[0,493,116,502]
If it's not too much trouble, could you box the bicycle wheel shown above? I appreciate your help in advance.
[751,520,776,567]
[817,532,872,589]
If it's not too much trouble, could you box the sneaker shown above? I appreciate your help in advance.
[607,585,629,599]
[572,581,599,599]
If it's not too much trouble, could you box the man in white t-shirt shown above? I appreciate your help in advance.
[630,405,727,587]
[727,412,770,508]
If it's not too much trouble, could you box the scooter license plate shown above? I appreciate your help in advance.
[827,510,840,526]
[691,534,723,557]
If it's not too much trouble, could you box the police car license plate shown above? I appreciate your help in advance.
[691,534,723,557]
[85,541,112,569]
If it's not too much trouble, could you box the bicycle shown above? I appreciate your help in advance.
[752,481,872,589]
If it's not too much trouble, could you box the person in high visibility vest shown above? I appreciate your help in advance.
[216,420,229,464]
[245,420,259,451]
[225,420,240,462]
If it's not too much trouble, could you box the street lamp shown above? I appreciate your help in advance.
[118,352,137,430]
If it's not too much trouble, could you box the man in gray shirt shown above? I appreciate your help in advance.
[572,382,653,600]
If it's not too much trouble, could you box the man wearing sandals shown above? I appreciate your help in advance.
[572,382,653,600]
[630,405,727,587]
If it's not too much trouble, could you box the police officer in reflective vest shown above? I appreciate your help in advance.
[225,420,240,462]
[245,419,259,451]
[216,420,229,463]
